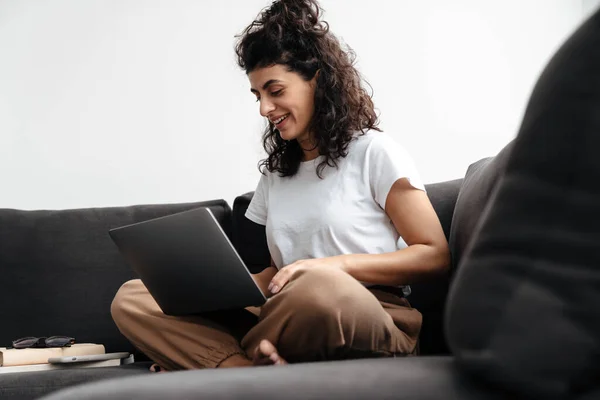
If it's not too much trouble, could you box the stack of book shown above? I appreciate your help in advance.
[0,344,133,373]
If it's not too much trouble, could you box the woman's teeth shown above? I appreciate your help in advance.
[275,114,289,124]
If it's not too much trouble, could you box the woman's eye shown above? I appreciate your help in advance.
[254,90,282,102]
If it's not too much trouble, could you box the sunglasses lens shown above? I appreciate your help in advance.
[45,336,75,347]
[12,337,41,349]
[12,336,75,349]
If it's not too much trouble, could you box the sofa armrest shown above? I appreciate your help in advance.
[40,357,507,400]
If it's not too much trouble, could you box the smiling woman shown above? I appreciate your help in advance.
[248,65,318,147]
[235,0,381,178]
[110,0,450,373]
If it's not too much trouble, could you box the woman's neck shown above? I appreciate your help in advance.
[297,135,319,161]
[302,149,320,161]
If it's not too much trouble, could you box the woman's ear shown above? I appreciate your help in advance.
[311,69,321,86]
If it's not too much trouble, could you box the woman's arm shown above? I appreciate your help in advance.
[267,178,451,295]
[341,178,451,286]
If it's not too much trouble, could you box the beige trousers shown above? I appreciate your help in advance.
[111,267,422,371]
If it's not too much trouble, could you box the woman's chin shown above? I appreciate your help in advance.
[278,130,296,141]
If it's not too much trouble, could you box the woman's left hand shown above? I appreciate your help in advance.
[268,255,348,295]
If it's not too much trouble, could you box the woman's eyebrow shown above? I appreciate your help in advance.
[250,79,284,94]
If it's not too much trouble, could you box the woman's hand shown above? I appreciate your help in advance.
[268,255,348,295]
[251,265,278,298]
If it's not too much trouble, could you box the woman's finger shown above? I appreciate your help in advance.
[269,275,286,294]
[268,268,292,294]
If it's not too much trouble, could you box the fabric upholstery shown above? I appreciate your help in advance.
[446,8,600,399]
[232,192,271,274]
[448,142,513,271]
[40,357,507,400]
[0,362,151,400]
[0,200,231,358]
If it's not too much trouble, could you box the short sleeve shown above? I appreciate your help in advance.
[367,134,425,210]
[245,172,269,226]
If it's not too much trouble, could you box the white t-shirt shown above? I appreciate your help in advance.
[245,131,425,276]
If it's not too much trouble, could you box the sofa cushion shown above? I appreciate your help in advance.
[0,362,151,400]
[446,8,600,399]
[0,200,231,358]
[448,142,513,271]
[40,357,507,400]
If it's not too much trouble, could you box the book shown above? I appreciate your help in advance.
[0,343,105,367]
[0,354,134,374]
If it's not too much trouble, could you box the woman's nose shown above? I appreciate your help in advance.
[259,98,275,117]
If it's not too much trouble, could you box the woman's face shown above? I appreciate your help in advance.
[249,64,317,144]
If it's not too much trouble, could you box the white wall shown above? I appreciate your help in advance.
[583,0,600,16]
[0,0,588,210]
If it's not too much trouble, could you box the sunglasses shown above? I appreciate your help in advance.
[12,336,75,349]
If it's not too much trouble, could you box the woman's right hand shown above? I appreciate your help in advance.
[251,264,278,298]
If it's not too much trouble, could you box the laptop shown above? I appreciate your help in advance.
[108,207,267,316]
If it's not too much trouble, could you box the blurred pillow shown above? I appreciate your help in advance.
[448,142,513,271]
[446,9,600,399]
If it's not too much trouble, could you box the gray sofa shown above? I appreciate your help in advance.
[0,174,463,399]
[1,6,598,400]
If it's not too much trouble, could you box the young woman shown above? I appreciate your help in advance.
[111,0,450,371]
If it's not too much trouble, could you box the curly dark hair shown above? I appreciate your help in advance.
[235,0,381,178]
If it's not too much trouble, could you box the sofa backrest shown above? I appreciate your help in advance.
[231,177,463,355]
[0,200,231,356]
[446,8,600,399]
[448,142,514,272]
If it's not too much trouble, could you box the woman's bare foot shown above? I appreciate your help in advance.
[149,363,167,373]
[252,340,287,366]
[149,343,286,371]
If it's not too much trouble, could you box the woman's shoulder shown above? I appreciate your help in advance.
[349,130,407,155]
[256,168,274,187]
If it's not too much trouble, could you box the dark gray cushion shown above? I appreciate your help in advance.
[0,362,151,400]
[0,200,231,358]
[446,8,600,399]
[448,142,513,271]
[424,179,463,244]
[232,192,271,275]
[40,357,507,400]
